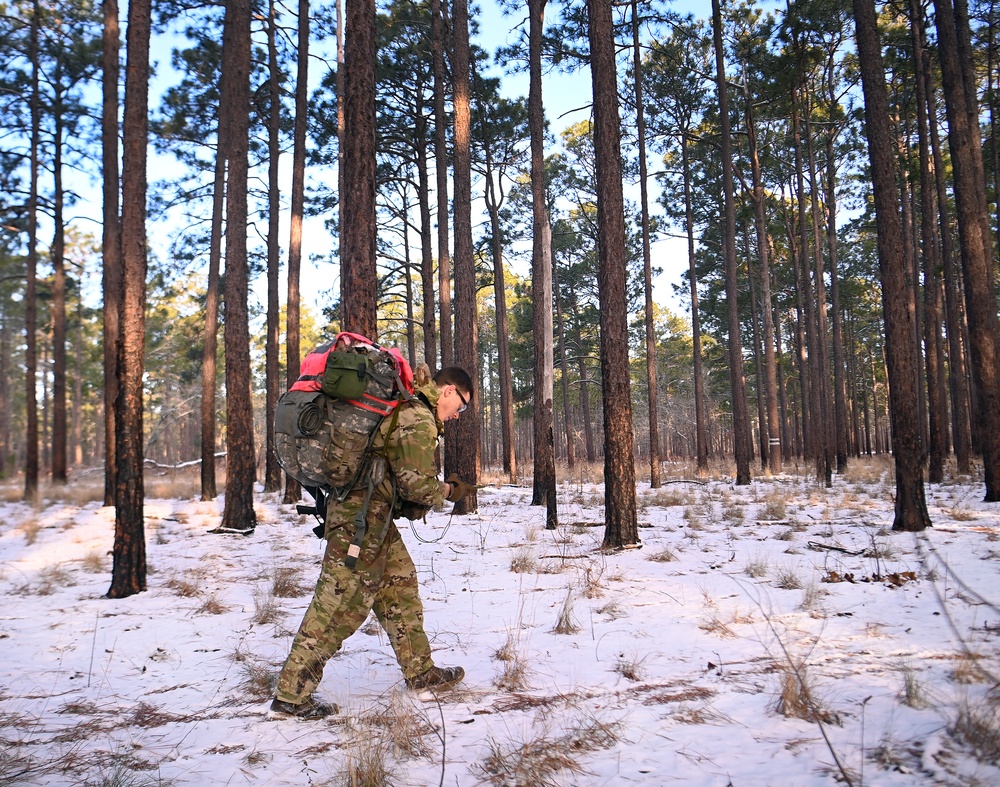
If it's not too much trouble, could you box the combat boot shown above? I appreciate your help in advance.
[267,696,338,720]
[405,665,465,692]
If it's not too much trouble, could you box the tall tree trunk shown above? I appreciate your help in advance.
[554,258,575,470]
[806,105,834,486]
[712,0,752,485]
[929,65,972,473]
[853,0,931,531]
[432,0,451,366]
[911,0,947,482]
[934,0,1000,500]
[632,0,660,488]
[109,0,151,596]
[72,278,83,467]
[216,0,258,535]
[486,181,516,482]
[264,0,282,493]
[283,0,310,505]
[0,314,9,476]
[528,0,557,528]
[24,0,40,506]
[201,125,225,502]
[682,135,708,473]
[451,0,480,513]
[589,0,638,548]
[102,0,121,507]
[744,84,781,474]
[51,110,67,484]
[824,129,849,474]
[341,0,378,338]
[417,142,437,367]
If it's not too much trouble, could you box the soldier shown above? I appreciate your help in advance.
[268,365,477,719]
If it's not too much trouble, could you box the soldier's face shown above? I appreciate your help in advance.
[437,385,469,422]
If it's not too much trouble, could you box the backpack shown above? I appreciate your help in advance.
[274,333,416,556]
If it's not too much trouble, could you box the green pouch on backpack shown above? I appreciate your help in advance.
[322,350,368,400]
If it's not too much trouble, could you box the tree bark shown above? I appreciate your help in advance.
[51,110,67,484]
[201,124,224,502]
[852,0,931,531]
[933,0,1000,500]
[283,0,310,505]
[264,0,282,493]
[632,0,660,488]
[432,0,451,366]
[911,0,947,482]
[712,0,752,485]
[217,0,258,535]
[108,0,151,596]
[451,0,480,513]
[744,84,781,474]
[589,0,638,548]
[528,0,557,529]
[24,0,41,506]
[485,177,516,482]
[102,0,120,507]
[682,136,708,473]
[341,0,378,338]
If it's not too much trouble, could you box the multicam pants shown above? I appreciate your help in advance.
[275,502,433,704]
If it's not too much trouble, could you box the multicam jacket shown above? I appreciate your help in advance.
[376,381,449,511]
[327,381,447,529]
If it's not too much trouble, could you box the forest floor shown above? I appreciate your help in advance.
[0,457,998,786]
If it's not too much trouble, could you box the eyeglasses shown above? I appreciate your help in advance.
[456,388,469,413]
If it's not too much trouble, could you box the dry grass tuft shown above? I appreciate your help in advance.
[510,546,537,574]
[478,714,620,787]
[898,664,928,709]
[647,546,678,563]
[551,588,580,635]
[613,651,647,682]
[81,550,107,574]
[493,631,531,692]
[44,482,105,506]
[760,493,788,521]
[20,519,42,546]
[799,581,824,612]
[597,601,627,620]
[145,475,201,500]
[771,659,841,725]
[251,586,281,626]
[32,565,76,596]
[358,691,436,759]
[235,651,277,700]
[951,698,1000,766]
[951,653,988,685]
[698,616,736,639]
[580,562,605,599]
[642,488,690,509]
[0,738,41,784]
[743,554,769,579]
[165,575,203,598]
[197,595,230,615]
[774,567,803,590]
[127,701,188,729]
[271,566,306,598]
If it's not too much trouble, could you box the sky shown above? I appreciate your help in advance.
[54,0,797,338]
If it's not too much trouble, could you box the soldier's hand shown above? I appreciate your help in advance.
[445,473,475,503]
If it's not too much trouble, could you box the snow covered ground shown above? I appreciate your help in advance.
[1,460,998,786]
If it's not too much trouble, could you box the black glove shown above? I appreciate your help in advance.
[398,500,431,521]
[445,473,475,503]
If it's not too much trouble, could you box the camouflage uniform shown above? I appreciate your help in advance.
[275,382,448,704]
